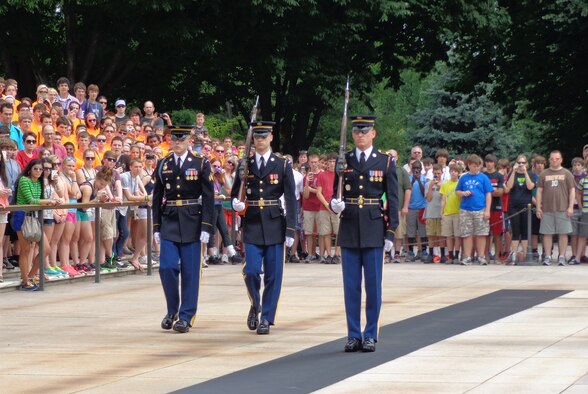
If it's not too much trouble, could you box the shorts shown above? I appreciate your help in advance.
[11,211,25,232]
[539,211,572,235]
[395,211,407,238]
[317,210,339,236]
[441,214,460,237]
[425,218,441,237]
[303,210,319,235]
[571,209,582,235]
[406,208,426,238]
[489,211,504,236]
[66,212,77,224]
[77,210,90,222]
[137,208,148,220]
[579,213,588,238]
[43,219,55,225]
[0,212,8,224]
[460,209,489,237]
[100,209,116,240]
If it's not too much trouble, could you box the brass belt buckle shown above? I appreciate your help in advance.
[177,200,183,207]
[358,196,364,208]
[259,199,265,207]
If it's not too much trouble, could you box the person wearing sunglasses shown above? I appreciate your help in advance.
[84,112,99,136]
[16,132,39,170]
[95,132,109,160]
[12,158,61,291]
[152,128,214,333]
[231,121,297,336]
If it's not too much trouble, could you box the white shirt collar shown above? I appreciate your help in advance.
[255,151,272,168]
[173,151,189,164]
[355,146,373,161]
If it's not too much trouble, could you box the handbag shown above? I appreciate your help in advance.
[22,212,42,242]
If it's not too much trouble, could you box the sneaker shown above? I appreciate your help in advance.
[3,258,15,270]
[202,260,209,268]
[422,254,434,264]
[460,257,472,266]
[316,256,326,264]
[221,254,229,264]
[558,256,567,266]
[392,254,401,264]
[44,267,60,276]
[66,264,84,277]
[581,256,588,264]
[288,255,300,263]
[440,255,448,264]
[478,256,488,266]
[82,263,95,273]
[116,260,130,269]
[325,256,333,264]
[488,253,495,261]
[433,255,441,263]
[100,261,117,271]
[305,255,317,264]
[20,282,39,291]
[542,256,552,266]
[230,254,244,265]
[568,257,579,265]
[331,255,341,264]
[405,251,416,263]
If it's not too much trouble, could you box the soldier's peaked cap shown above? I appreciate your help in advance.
[350,115,376,132]
[251,121,275,136]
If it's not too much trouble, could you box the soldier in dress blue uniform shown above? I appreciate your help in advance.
[231,121,297,335]
[330,115,399,352]
[152,128,214,333]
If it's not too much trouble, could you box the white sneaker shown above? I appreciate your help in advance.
[478,257,488,266]
[557,256,567,266]
[543,256,552,266]
[460,257,472,266]
[221,254,229,264]
[227,245,236,257]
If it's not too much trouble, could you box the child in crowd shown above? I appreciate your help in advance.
[456,154,493,266]
[440,164,462,263]
[406,160,428,262]
[569,157,585,264]
[424,164,444,263]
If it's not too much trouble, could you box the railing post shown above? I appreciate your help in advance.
[147,203,153,276]
[38,208,44,291]
[94,206,101,283]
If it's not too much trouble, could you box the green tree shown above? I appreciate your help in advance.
[408,63,521,158]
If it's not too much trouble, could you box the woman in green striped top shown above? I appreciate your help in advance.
[13,158,60,291]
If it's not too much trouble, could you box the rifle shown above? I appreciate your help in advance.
[237,96,260,203]
[336,77,350,199]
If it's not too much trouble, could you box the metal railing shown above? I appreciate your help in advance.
[4,201,154,290]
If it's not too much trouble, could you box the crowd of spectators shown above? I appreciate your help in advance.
[1,76,586,291]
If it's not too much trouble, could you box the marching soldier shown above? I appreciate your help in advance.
[152,128,214,333]
[231,121,296,335]
[330,116,399,352]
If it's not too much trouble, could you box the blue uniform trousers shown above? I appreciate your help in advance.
[341,247,384,341]
[243,243,285,324]
[159,239,202,326]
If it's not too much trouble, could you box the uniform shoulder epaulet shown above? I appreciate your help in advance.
[273,152,284,159]
[164,152,174,159]
[378,149,391,156]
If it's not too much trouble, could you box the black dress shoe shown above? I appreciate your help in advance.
[344,337,363,352]
[247,306,259,330]
[362,337,376,352]
[257,319,270,335]
[161,314,177,330]
[173,319,190,333]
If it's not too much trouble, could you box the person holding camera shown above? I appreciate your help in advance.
[206,159,236,264]
[504,155,536,264]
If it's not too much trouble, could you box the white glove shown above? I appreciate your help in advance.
[384,240,394,252]
[154,232,160,244]
[232,198,245,211]
[200,231,210,244]
[285,237,294,248]
[330,198,345,214]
